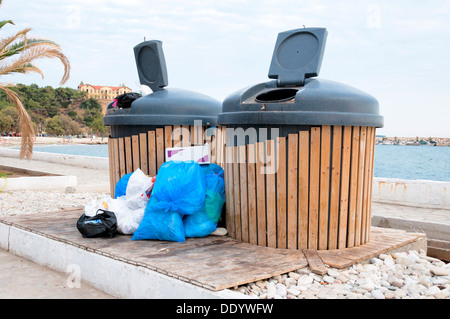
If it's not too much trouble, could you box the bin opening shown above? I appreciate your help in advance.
[255,88,298,103]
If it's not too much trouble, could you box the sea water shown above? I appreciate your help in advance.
[30,143,450,182]
[373,144,450,182]
[32,144,109,158]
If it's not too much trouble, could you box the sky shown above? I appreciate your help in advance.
[0,0,449,137]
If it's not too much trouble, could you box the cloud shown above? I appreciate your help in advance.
[0,0,449,136]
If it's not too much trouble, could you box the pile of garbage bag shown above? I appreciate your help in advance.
[83,168,155,235]
[78,161,225,242]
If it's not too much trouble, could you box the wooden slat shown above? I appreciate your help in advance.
[298,130,309,249]
[124,136,133,174]
[265,139,276,248]
[361,126,372,244]
[112,138,120,187]
[132,135,140,172]
[328,126,342,249]
[368,127,376,242]
[319,126,331,250]
[156,128,164,171]
[139,133,148,175]
[181,125,190,147]
[276,137,287,249]
[221,127,226,166]
[108,139,115,196]
[338,126,352,249]
[172,125,181,148]
[346,126,360,248]
[194,124,203,146]
[164,126,173,158]
[216,126,223,166]
[118,138,126,178]
[287,134,298,250]
[308,127,320,249]
[190,125,195,146]
[239,145,249,243]
[247,144,258,245]
[354,126,367,246]
[361,127,375,243]
[225,146,235,239]
[255,142,266,246]
[147,131,156,177]
[303,249,328,275]
[233,146,242,241]
[210,129,216,164]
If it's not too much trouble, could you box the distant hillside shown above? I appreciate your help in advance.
[0,83,107,137]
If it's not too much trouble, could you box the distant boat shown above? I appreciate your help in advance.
[405,142,421,146]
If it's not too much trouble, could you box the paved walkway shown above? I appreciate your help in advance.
[0,154,448,298]
[0,249,115,299]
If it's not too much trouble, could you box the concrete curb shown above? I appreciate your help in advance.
[1,175,77,191]
[371,215,450,242]
[0,148,108,170]
[0,223,248,299]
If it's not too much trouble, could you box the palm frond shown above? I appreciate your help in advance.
[0,84,35,160]
[0,27,31,54]
[0,37,61,59]
[0,45,70,85]
[0,62,44,78]
[0,19,14,30]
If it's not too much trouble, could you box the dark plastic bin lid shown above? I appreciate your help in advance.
[218,27,383,128]
[103,40,221,127]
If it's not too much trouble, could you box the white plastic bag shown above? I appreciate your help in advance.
[125,168,155,210]
[83,169,155,235]
[110,196,146,235]
[84,198,111,217]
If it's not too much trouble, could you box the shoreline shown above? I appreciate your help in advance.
[0,136,108,146]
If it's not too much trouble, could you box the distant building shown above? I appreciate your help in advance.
[78,81,132,100]
[78,81,132,114]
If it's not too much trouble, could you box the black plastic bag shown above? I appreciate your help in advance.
[77,209,118,238]
[113,92,141,109]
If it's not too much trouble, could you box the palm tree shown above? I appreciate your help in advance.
[0,0,70,159]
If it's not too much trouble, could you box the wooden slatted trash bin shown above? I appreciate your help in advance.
[218,27,384,250]
[103,40,224,198]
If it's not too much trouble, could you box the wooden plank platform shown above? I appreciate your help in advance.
[318,227,427,268]
[0,209,426,290]
[0,209,307,291]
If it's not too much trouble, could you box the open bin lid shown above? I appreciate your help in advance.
[103,40,221,127]
[218,27,383,128]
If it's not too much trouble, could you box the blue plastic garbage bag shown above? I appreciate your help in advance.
[115,173,132,198]
[184,164,225,238]
[131,196,185,242]
[131,161,206,242]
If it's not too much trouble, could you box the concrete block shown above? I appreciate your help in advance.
[373,178,450,209]
[0,223,9,251]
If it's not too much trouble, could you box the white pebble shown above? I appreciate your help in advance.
[372,289,385,299]
[297,275,314,286]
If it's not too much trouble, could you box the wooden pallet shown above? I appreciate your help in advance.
[0,209,426,290]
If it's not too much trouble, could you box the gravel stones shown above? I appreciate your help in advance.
[0,190,108,217]
[237,249,449,299]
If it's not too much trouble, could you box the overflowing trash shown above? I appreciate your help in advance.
[110,92,142,109]
[77,209,118,238]
[78,161,225,242]
[82,168,155,235]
